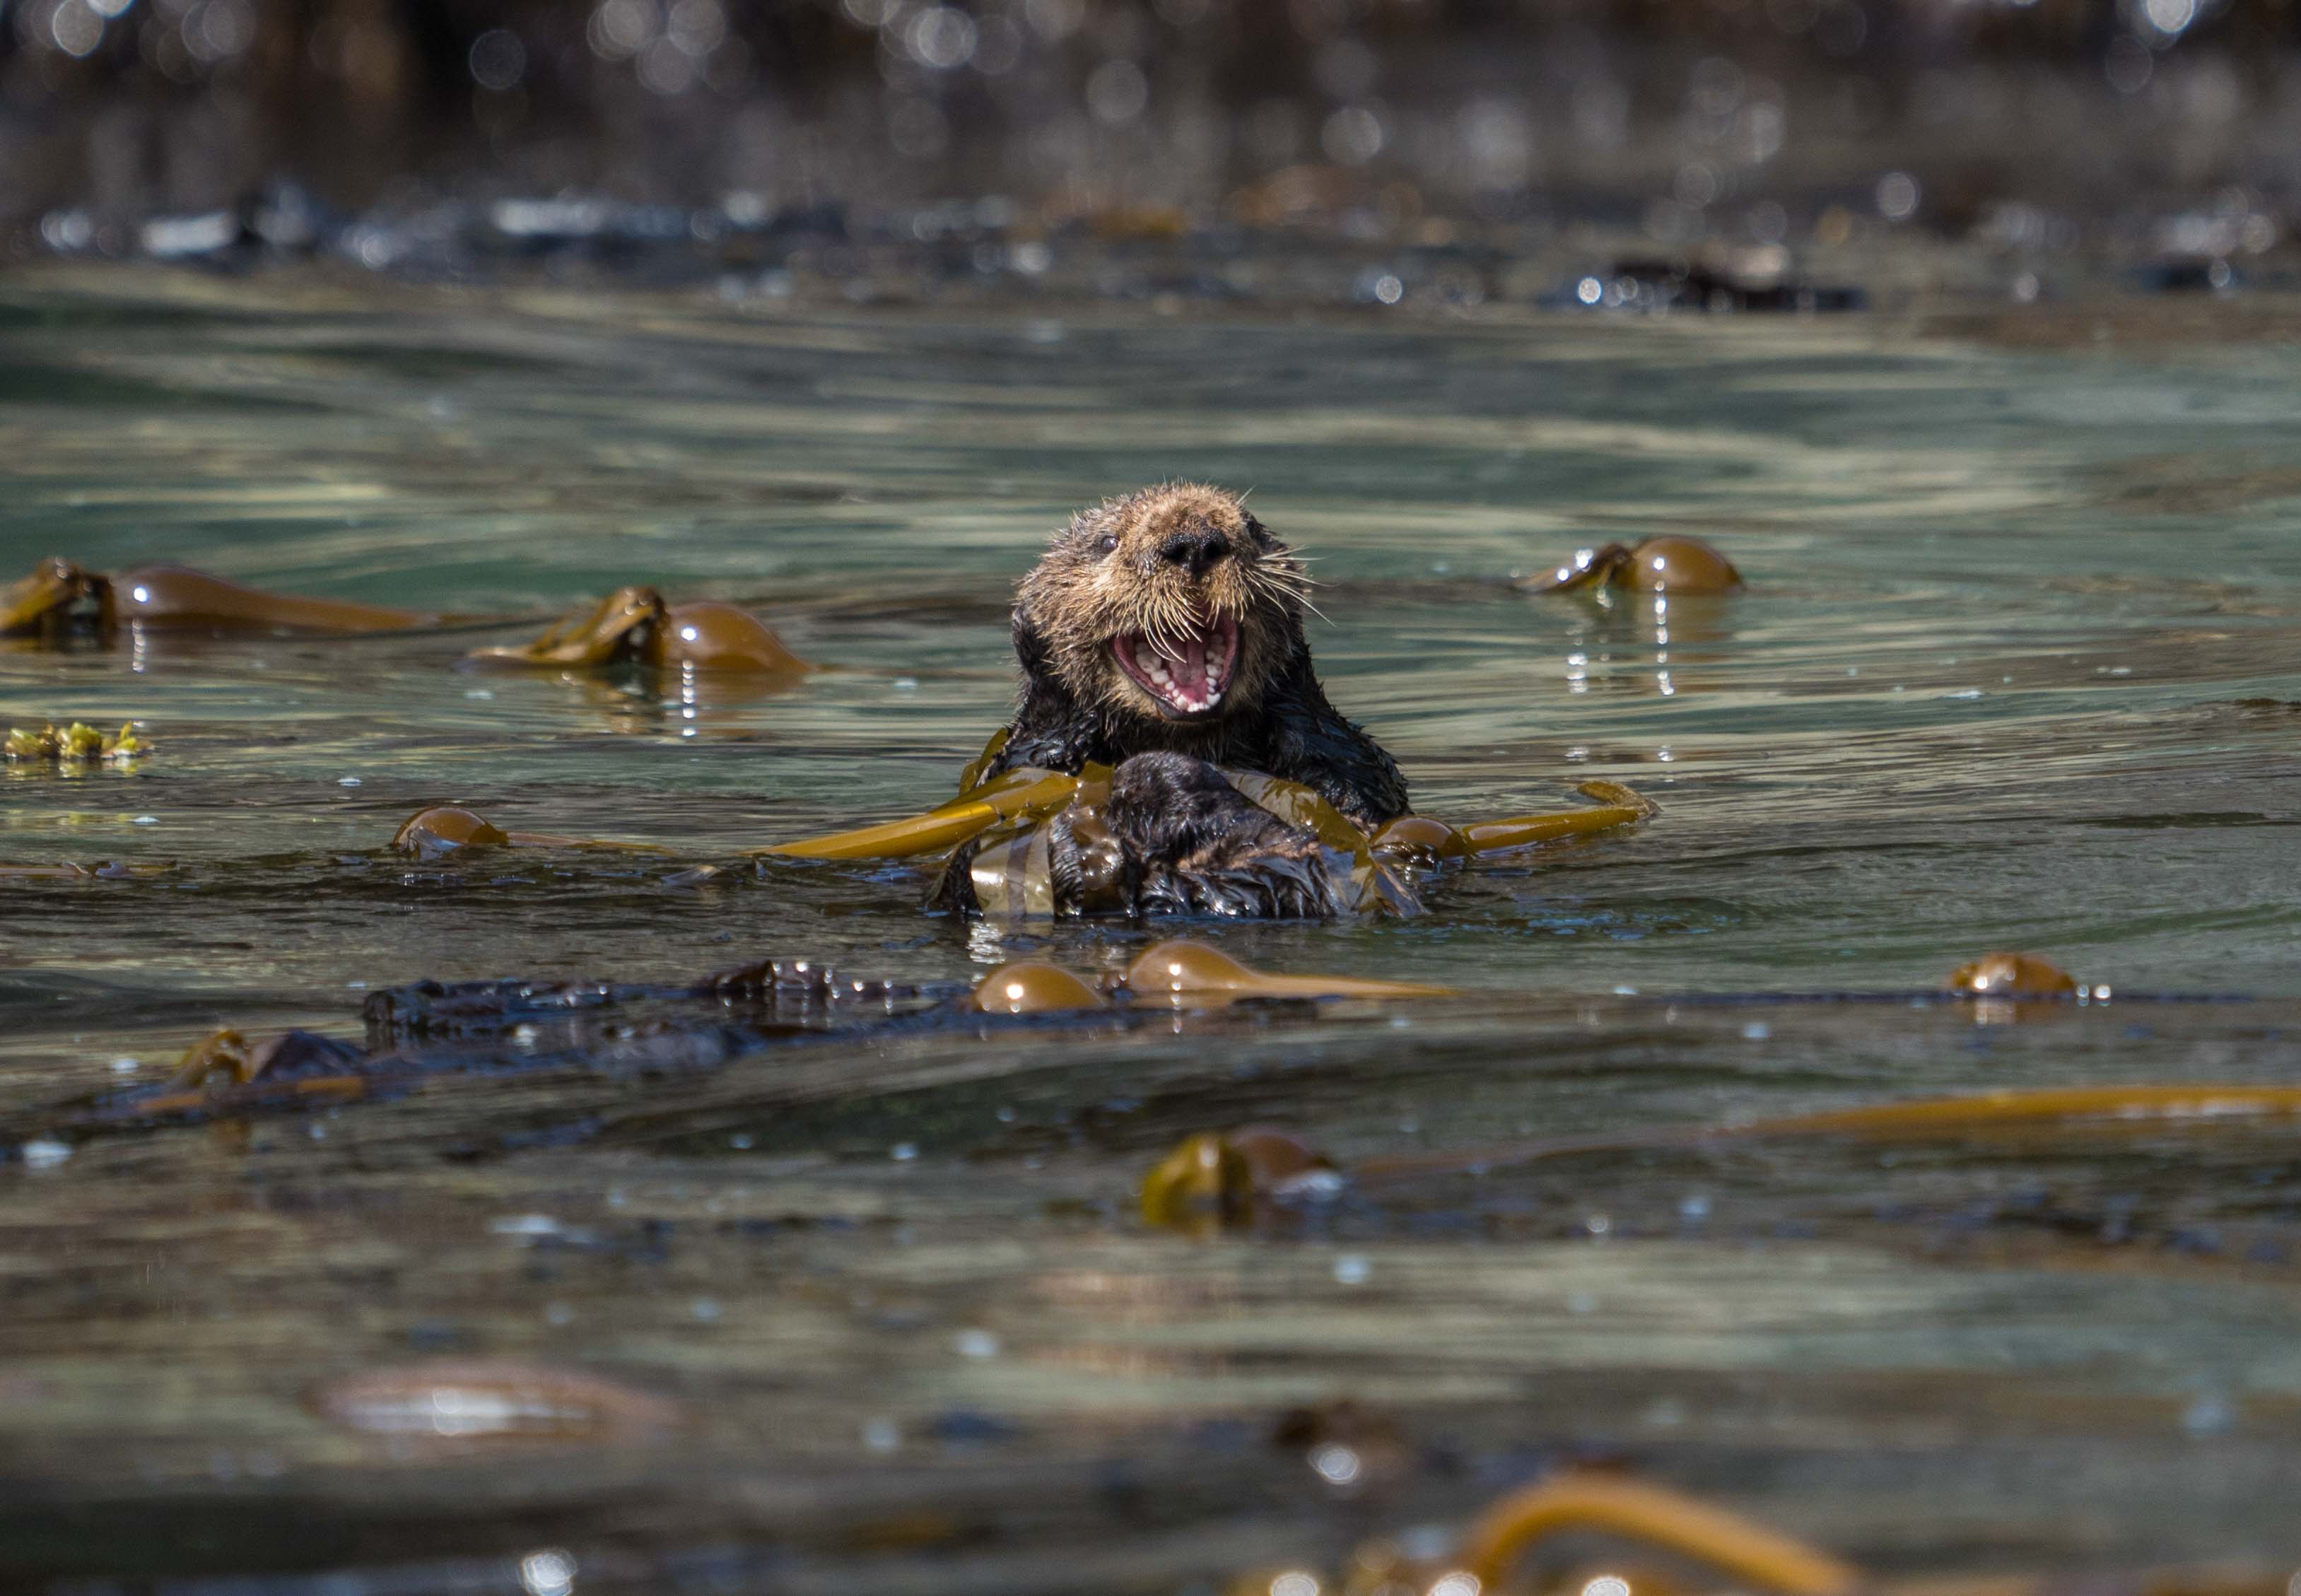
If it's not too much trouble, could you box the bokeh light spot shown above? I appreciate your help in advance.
[468,28,525,90]
[1875,170,1919,221]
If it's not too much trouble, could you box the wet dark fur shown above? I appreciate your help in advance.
[928,753,1342,918]
[1100,753,1341,917]
[939,485,1403,918]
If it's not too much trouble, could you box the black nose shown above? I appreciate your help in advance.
[1157,526,1229,578]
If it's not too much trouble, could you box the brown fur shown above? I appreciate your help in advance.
[1014,481,1311,751]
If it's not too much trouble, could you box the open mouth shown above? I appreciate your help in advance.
[1112,614,1239,718]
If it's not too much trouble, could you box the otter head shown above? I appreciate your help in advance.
[1014,483,1311,729]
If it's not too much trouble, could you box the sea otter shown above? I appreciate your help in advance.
[937,483,1407,917]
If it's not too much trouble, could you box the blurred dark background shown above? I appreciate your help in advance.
[2,0,2297,264]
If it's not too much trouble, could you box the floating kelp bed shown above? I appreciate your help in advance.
[9,273,2301,1592]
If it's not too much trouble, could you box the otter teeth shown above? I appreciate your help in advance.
[1115,617,1239,717]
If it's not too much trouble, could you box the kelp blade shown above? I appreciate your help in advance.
[464,587,663,668]
[1463,1474,1858,1595]
[1459,780,1657,854]
[760,768,1083,860]
[2,559,110,636]
[115,565,433,632]
[1777,1084,2301,1138]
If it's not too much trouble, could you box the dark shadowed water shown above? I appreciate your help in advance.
[4,265,2301,1594]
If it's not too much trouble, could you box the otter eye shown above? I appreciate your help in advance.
[1096,533,1120,556]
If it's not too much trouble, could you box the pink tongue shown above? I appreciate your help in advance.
[1159,634,1214,690]
[1174,634,1207,692]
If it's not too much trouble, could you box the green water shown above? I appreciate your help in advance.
[4,267,2301,1592]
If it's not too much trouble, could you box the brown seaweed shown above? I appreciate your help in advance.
[464,586,810,676]
[115,564,435,631]
[1947,950,2080,997]
[390,804,674,859]
[1459,1473,1859,1595]
[0,558,112,640]
[3,557,437,641]
[1153,1078,2301,1232]
[1524,535,1745,597]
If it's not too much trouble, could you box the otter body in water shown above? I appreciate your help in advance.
[942,483,1406,917]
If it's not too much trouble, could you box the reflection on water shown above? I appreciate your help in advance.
[1550,590,1745,702]
[6,269,2301,1590]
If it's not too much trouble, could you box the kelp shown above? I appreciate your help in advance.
[1351,1075,2301,1184]
[1,561,809,679]
[964,961,1113,1014]
[93,1028,381,1120]
[962,766,1119,917]
[762,724,1656,919]
[1143,1128,1338,1231]
[941,772,1653,920]
[162,1027,368,1093]
[375,729,1649,918]
[1523,534,1745,597]
[0,558,112,641]
[759,763,1098,863]
[1234,1466,2301,1596]
[1231,1472,1854,1596]
[40,941,1444,1141]
[1948,950,2080,997]
[464,586,809,676]
[112,564,435,631]
[2,557,435,639]
[969,940,1455,1019]
[1151,1076,2301,1231]
[54,956,956,1135]
[1120,940,1453,1004]
[1460,1474,1859,1595]
[390,804,675,860]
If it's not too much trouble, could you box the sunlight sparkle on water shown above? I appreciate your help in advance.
[520,1549,576,1596]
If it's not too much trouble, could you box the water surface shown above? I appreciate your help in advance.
[4,266,2301,1592]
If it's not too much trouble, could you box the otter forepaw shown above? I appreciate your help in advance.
[1137,848,1340,919]
[1109,753,1340,919]
[927,753,1343,920]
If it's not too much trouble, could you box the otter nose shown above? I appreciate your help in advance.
[1157,526,1229,578]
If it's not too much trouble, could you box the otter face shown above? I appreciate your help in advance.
[1015,483,1311,728]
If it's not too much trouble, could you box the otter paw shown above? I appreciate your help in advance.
[1109,753,1340,918]
[1104,753,1293,859]
[1138,848,1341,919]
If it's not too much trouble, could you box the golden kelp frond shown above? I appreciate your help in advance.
[390,804,673,859]
[1462,1474,1858,1595]
[0,558,112,638]
[465,588,809,675]
[759,765,1094,861]
[1523,536,1745,597]
[115,565,434,632]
